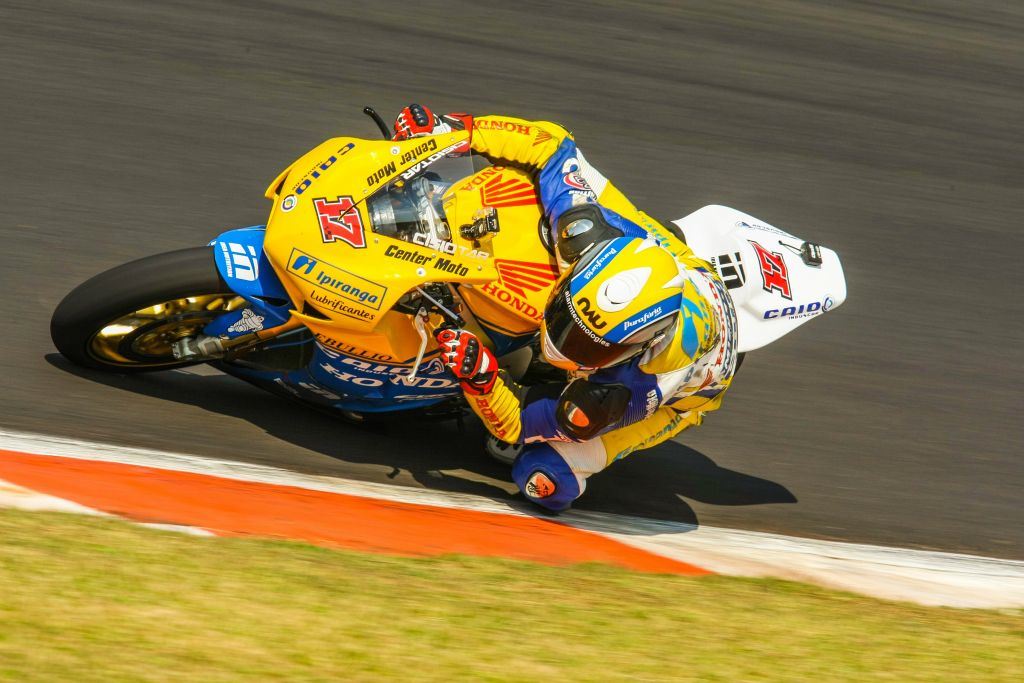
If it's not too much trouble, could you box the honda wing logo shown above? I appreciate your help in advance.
[480,174,538,208]
[494,259,559,297]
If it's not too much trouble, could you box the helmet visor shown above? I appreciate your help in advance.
[543,284,639,369]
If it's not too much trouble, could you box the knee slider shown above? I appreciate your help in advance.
[555,205,624,265]
[556,379,631,441]
[512,443,582,512]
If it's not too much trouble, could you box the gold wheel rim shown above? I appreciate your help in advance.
[87,294,246,367]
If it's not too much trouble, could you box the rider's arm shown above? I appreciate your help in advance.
[469,115,661,265]
[464,361,681,446]
[464,303,728,445]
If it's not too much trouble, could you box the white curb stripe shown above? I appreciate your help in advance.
[1,427,1022,608]
[0,478,106,515]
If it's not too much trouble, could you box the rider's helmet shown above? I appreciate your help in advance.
[540,236,705,371]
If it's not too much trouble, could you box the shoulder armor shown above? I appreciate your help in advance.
[555,204,625,265]
[556,378,631,441]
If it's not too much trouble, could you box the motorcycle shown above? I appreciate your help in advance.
[51,107,847,422]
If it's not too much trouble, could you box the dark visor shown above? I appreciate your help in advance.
[544,285,637,369]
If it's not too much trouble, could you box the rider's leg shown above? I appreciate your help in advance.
[511,406,702,511]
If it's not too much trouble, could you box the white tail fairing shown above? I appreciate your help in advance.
[673,205,846,353]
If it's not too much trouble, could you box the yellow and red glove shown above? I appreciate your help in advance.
[435,328,498,396]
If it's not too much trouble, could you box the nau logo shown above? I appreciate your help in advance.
[575,297,608,330]
[748,240,791,300]
[480,174,537,208]
[494,259,558,297]
[313,196,366,248]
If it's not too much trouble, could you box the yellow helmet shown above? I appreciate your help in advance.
[540,237,690,370]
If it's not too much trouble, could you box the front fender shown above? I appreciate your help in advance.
[207,226,293,336]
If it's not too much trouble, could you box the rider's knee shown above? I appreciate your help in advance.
[512,443,583,512]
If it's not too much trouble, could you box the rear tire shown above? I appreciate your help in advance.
[50,247,237,372]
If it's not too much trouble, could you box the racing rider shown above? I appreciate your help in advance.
[394,104,739,512]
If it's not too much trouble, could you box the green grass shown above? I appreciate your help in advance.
[0,509,1020,682]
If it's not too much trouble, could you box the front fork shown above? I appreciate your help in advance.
[174,226,298,361]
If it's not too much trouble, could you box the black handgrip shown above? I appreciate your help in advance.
[363,106,392,139]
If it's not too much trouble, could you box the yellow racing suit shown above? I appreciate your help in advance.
[465,115,739,510]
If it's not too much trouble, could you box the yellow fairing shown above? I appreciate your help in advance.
[446,165,559,337]
[260,132,557,364]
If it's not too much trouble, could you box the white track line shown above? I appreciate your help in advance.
[1,427,1021,608]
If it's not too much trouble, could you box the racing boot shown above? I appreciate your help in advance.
[485,434,523,465]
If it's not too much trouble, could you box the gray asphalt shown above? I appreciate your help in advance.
[1,0,1021,557]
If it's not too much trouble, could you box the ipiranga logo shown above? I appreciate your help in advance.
[288,247,387,310]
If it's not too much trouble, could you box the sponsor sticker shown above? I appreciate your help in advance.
[399,138,437,165]
[574,296,608,330]
[763,296,834,320]
[314,334,394,361]
[474,119,532,135]
[748,240,792,300]
[313,196,366,248]
[736,219,789,237]
[480,282,543,321]
[280,194,297,212]
[288,247,387,311]
[412,232,489,260]
[572,242,619,290]
[227,309,265,334]
[494,259,558,297]
[398,139,466,181]
[219,242,259,282]
[384,244,435,266]
[710,251,746,290]
[563,171,589,191]
[292,142,355,195]
[366,160,397,186]
[480,173,537,208]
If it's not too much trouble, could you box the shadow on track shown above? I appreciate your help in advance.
[46,354,796,526]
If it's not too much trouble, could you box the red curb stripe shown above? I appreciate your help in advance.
[0,450,708,575]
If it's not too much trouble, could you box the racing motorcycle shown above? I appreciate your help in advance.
[51,108,847,421]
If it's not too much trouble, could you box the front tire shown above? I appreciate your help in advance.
[50,247,242,372]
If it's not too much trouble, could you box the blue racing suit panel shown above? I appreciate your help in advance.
[536,139,649,243]
[461,114,734,458]
[514,359,662,444]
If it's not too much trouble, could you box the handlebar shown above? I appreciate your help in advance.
[363,106,392,139]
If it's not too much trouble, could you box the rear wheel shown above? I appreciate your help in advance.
[50,247,245,372]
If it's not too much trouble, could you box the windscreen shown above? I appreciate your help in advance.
[365,144,476,247]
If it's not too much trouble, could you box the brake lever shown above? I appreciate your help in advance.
[363,106,392,140]
[408,307,430,382]
[414,286,465,327]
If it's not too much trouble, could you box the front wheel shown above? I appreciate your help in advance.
[50,247,245,372]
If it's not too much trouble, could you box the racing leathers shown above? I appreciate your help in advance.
[462,115,739,510]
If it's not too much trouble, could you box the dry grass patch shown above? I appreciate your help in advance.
[0,509,1021,682]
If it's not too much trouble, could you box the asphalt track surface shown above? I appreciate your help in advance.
[1,1,1021,558]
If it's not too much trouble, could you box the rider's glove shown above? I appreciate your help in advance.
[393,104,452,140]
[393,104,472,141]
[435,328,498,395]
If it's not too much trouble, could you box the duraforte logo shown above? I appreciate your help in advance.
[288,248,386,310]
[577,244,618,285]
